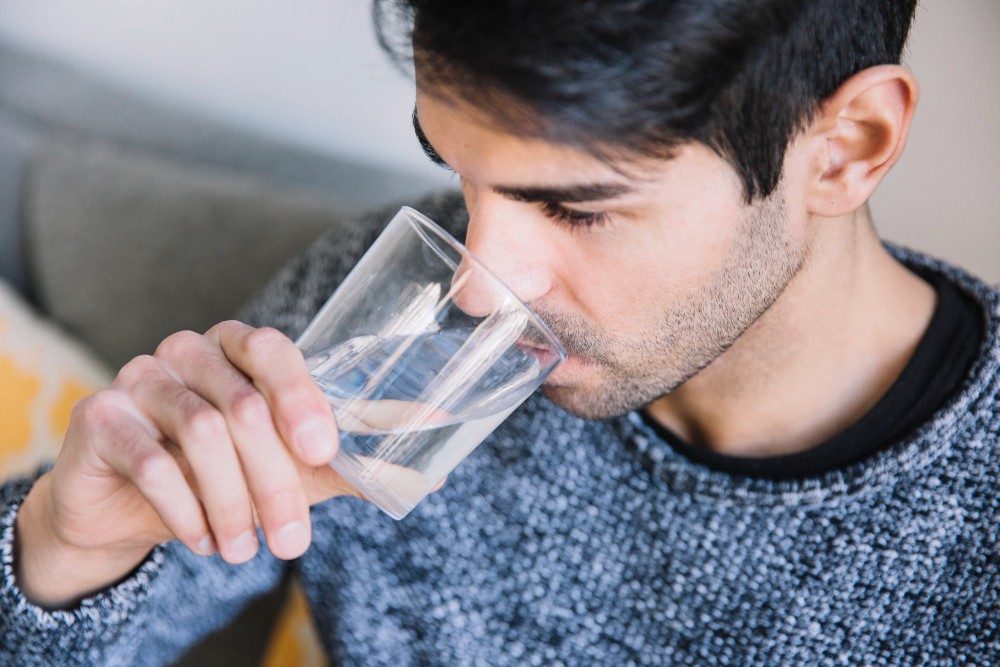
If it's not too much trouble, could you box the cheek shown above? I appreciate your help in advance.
[564,222,734,329]
[555,239,678,331]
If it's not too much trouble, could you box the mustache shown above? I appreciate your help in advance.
[521,304,612,363]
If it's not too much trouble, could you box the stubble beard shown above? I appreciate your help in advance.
[538,186,808,420]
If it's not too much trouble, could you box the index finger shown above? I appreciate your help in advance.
[206,321,339,466]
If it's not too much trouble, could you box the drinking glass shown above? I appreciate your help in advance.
[296,206,565,519]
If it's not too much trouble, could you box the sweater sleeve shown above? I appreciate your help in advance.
[0,471,287,666]
[0,191,466,666]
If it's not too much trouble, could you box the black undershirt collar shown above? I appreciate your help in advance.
[640,269,986,481]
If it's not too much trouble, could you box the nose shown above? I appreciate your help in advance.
[460,192,553,308]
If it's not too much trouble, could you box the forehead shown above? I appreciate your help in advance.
[414,88,664,188]
[414,91,750,218]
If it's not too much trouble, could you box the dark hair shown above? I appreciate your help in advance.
[373,0,918,202]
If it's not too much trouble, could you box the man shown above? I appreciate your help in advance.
[2,0,997,664]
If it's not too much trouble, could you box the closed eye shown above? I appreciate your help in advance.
[540,201,610,229]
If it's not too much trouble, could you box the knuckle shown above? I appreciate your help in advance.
[180,403,229,445]
[260,486,306,515]
[129,448,174,488]
[274,384,328,420]
[154,330,201,359]
[114,354,160,387]
[228,387,271,427]
[241,326,286,358]
[207,319,245,337]
[210,499,253,532]
[72,391,121,430]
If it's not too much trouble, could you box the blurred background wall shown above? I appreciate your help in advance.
[0,0,996,282]
[0,0,446,181]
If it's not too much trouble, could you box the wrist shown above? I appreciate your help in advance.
[14,474,153,609]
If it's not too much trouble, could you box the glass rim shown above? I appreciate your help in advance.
[399,206,568,363]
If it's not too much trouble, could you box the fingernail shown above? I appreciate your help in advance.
[196,534,217,556]
[228,530,259,562]
[274,520,310,557]
[296,419,333,461]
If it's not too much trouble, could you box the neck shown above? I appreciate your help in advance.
[645,206,937,458]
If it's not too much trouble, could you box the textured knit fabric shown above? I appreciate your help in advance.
[1,191,998,666]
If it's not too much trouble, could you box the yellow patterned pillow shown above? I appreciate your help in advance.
[261,579,328,667]
[0,280,112,477]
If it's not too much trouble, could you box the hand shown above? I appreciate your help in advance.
[15,321,357,607]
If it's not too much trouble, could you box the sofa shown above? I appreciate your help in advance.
[0,41,443,666]
[0,41,441,368]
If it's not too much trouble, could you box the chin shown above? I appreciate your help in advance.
[540,358,610,416]
[539,384,584,413]
[541,361,678,420]
[540,384,624,421]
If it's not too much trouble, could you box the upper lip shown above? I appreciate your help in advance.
[517,340,568,364]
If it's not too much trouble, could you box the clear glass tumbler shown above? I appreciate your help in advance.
[296,207,565,519]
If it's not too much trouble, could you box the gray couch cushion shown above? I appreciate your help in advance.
[0,43,437,210]
[0,42,441,297]
[0,110,41,293]
[24,143,359,368]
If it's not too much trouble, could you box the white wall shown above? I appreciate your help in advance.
[0,0,996,281]
[0,0,450,182]
[871,0,1000,284]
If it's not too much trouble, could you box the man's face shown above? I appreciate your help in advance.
[415,90,812,419]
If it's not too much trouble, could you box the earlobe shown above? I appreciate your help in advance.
[806,65,920,218]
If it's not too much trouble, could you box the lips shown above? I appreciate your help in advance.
[515,340,564,369]
[545,352,591,384]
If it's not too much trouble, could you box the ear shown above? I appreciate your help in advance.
[804,65,919,217]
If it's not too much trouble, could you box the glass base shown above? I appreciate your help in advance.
[328,450,429,520]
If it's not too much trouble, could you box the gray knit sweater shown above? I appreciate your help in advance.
[2,192,998,666]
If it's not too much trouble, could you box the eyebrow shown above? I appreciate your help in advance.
[493,182,633,204]
[412,107,635,204]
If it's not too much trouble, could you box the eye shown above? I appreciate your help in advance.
[540,201,610,229]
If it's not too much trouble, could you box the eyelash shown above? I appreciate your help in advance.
[540,201,610,229]
[449,174,610,230]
